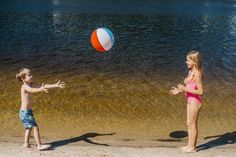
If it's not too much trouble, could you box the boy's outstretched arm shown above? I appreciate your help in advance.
[44,80,66,89]
[24,83,48,93]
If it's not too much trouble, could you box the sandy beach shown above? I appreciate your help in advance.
[1,136,236,157]
[0,142,235,157]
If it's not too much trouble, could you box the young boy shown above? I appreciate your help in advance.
[16,68,65,150]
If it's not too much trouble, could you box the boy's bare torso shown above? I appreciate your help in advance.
[21,84,33,110]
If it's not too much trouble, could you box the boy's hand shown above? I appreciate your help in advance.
[56,80,66,89]
[41,83,49,93]
[170,87,180,95]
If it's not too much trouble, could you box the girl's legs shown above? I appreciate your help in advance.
[23,128,32,148]
[181,104,191,150]
[182,101,201,152]
[33,126,50,150]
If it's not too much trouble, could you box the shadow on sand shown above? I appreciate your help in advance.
[48,132,115,150]
[155,131,188,142]
[169,131,188,139]
[197,131,236,151]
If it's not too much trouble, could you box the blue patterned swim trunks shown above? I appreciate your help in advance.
[19,109,38,129]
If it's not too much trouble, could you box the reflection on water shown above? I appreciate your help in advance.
[1,0,236,15]
[0,0,236,140]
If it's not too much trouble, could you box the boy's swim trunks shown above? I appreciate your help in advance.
[19,109,38,129]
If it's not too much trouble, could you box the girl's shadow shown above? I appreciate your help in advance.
[197,131,236,151]
[48,132,115,150]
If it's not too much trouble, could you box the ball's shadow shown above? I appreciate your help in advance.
[169,131,188,138]
[154,131,188,142]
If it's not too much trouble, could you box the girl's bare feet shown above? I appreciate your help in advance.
[180,146,188,150]
[37,144,50,151]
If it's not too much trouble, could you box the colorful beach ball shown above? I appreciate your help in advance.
[91,28,114,52]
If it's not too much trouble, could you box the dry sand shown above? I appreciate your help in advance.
[0,138,235,157]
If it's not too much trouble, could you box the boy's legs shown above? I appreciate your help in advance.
[23,128,32,148]
[33,126,50,150]
[33,126,41,146]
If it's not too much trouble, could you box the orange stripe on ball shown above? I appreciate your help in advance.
[91,30,106,52]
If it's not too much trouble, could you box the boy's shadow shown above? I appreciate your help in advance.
[48,132,115,150]
[197,131,236,151]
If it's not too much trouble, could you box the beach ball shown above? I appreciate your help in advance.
[91,28,114,52]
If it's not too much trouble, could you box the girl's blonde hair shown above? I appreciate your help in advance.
[16,68,30,83]
[187,50,203,76]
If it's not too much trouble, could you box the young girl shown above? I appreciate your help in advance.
[16,68,65,150]
[170,51,203,153]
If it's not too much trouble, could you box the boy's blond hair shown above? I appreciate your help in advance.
[16,68,30,83]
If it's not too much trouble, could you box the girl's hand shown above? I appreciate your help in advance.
[177,84,186,92]
[170,87,180,95]
[56,80,66,89]
[41,83,49,93]
[184,79,188,84]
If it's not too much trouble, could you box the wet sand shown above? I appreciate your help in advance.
[1,67,235,156]
[0,69,236,143]
[0,69,236,157]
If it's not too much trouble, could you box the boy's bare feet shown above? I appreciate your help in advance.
[37,144,50,151]
[181,147,196,153]
[22,144,30,148]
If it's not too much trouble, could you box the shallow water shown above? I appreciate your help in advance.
[0,0,236,142]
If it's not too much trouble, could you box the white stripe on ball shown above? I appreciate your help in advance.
[97,28,112,51]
